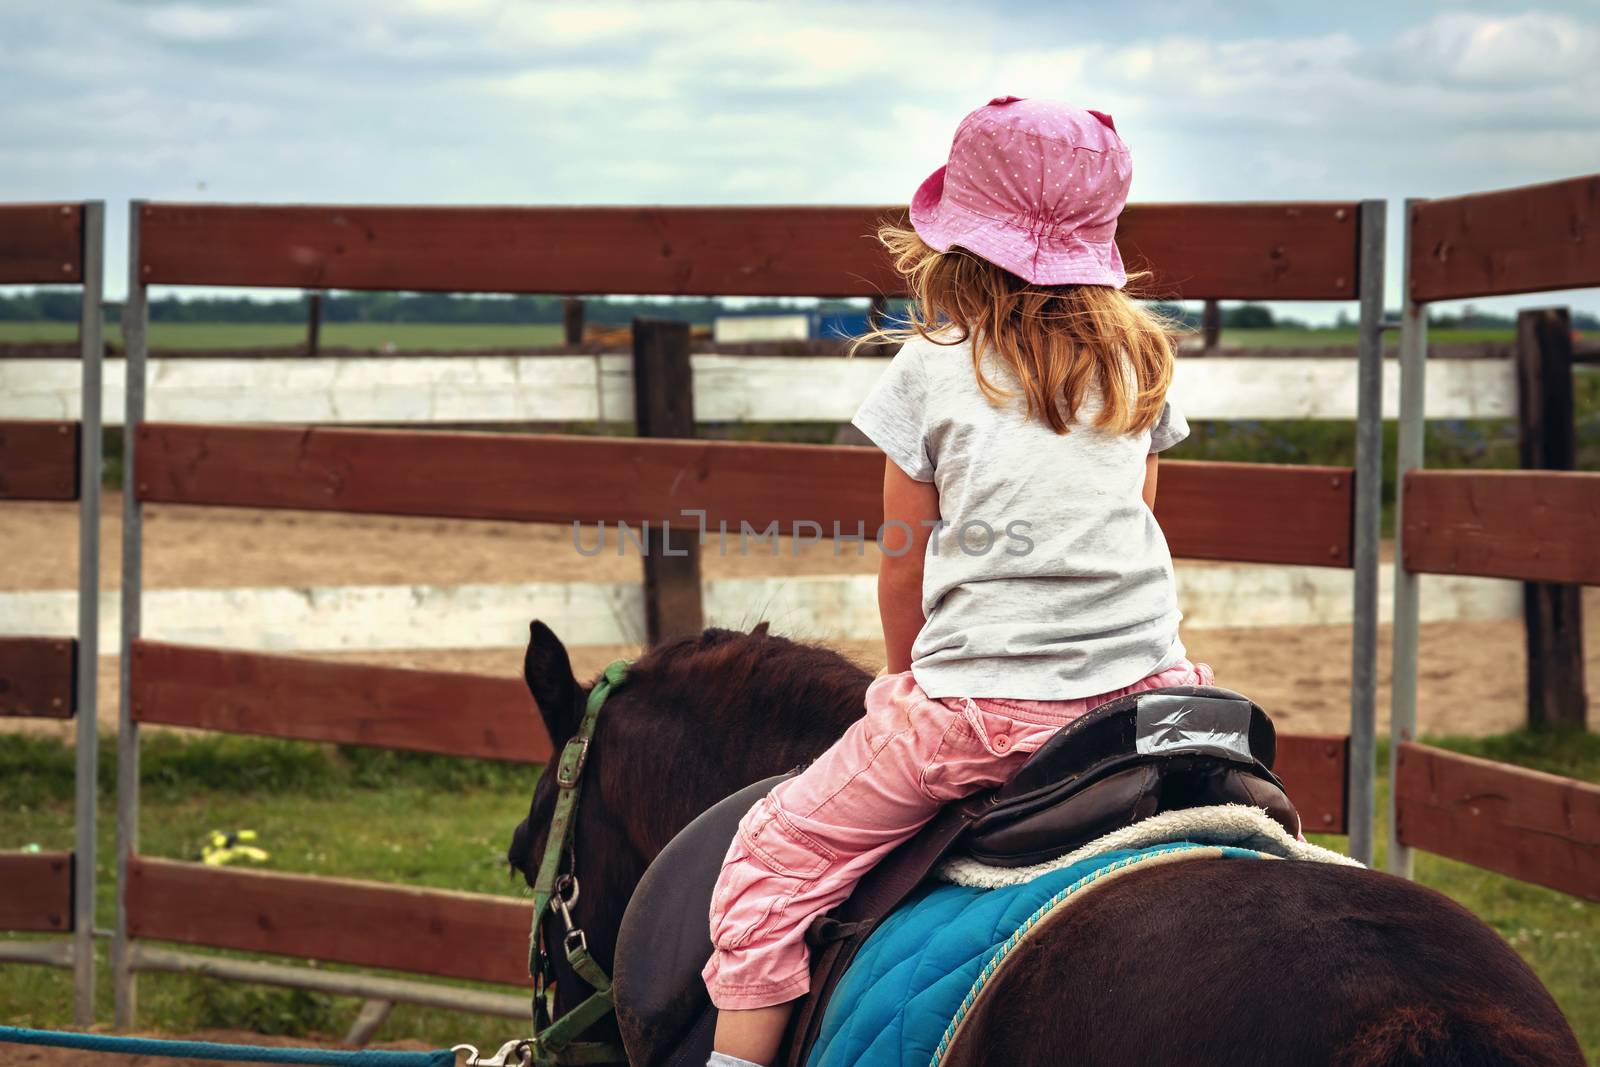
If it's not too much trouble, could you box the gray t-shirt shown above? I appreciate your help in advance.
[852,333,1190,700]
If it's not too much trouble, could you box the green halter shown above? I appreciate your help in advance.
[526,660,629,1066]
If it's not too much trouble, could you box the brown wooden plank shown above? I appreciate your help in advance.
[0,203,83,284]
[138,204,906,297]
[1276,733,1348,835]
[1402,471,1600,585]
[135,422,882,540]
[1154,459,1353,567]
[130,640,547,762]
[1118,201,1359,300]
[136,202,1359,300]
[0,419,79,501]
[0,851,73,932]
[1395,742,1600,900]
[1410,174,1600,302]
[136,424,1355,568]
[126,857,531,986]
[0,636,76,718]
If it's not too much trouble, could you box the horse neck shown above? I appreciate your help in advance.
[616,686,868,863]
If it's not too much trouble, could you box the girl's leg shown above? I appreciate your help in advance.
[704,673,1029,1059]
[711,1003,793,1066]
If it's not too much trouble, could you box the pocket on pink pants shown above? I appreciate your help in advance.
[708,798,836,952]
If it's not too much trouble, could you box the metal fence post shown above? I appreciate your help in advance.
[73,200,105,1025]
[114,201,147,1026]
[1347,199,1385,866]
[1388,198,1429,879]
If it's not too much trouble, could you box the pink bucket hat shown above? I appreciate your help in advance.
[910,95,1132,288]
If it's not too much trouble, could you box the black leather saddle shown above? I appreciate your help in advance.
[612,685,1297,1067]
[613,775,787,1067]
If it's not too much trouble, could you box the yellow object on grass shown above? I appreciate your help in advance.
[200,829,270,866]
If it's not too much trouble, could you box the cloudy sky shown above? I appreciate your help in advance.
[3,0,1598,319]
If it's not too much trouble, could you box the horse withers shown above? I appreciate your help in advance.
[507,621,1582,1066]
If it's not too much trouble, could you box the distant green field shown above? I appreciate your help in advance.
[0,321,1518,351]
[1220,327,1516,348]
[0,321,566,350]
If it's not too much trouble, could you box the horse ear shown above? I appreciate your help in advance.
[751,621,771,637]
[525,619,582,749]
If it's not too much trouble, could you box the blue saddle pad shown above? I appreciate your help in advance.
[805,842,1267,1067]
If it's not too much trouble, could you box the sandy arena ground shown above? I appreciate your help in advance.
[6,496,1597,739]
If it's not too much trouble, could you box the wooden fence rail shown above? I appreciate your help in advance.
[0,852,74,933]
[1395,743,1600,900]
[1408,174,1600,302]
[1273,734,1349,835]
[133,423,1356,569]
[125,857,530,987]
[0,419,79,501]
[1401,470,1600,586]
[136,202,1362,301]
[0,636,77,718]
[130,640,544,762]
[0,203,84,285]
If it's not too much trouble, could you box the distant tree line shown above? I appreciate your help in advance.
[0,290,868,326]
[1,289,1594,331]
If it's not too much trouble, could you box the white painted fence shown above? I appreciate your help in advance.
[3,354,1517,425]
[3,567,1517,653]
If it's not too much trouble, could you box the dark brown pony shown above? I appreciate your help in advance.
[507,622,1582,1066]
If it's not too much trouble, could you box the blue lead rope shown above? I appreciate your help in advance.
[0,1026,456,1067]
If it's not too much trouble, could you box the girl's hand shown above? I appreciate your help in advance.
[878,458,940,674]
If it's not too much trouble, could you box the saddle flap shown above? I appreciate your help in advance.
[965,763,1162,867]
[613,775,788,1067]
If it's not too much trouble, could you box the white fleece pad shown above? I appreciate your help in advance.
[938,804,1364,889]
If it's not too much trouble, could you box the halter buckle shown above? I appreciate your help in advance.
[555,737,590,787]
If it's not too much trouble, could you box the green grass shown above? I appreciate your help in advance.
[1218,326,1518,348]
[0,321,565,350]
[2,730,1596,1055]
[1,734,538,1046]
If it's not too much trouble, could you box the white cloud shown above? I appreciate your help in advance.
[1,0,1596,315]
[1393,11,1600,87]
[144,3,268,43]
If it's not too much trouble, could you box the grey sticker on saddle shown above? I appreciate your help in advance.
[1134,694,1253,763]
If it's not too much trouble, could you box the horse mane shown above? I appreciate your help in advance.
[592,626,872,856]
[620,625,873,738]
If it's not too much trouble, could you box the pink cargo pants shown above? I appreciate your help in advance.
[702,659,1213,1010]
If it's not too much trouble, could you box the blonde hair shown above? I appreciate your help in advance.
[856,224,1175,436]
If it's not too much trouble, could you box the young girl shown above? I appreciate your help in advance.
[703,96,1208,1067]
